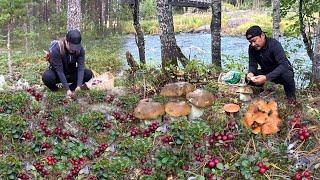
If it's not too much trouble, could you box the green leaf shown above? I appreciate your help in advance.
[176,139,182,145]
[156,161,162,167]
[161,157,169,163]
[52,149,60,155]
[34,147,40,152]
[241,160,249,167]
[54,162,65,170]
[13,134,19,139]
[217,163,224,170]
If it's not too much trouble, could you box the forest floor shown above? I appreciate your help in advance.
[0,62,319,179]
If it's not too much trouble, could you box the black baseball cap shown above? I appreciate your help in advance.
[66,29,82,51]
[245,25,263,40]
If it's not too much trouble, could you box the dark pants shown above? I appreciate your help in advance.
[42,69,93,91]
[247,69,296,100]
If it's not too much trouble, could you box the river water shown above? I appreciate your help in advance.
[123,33,311,87]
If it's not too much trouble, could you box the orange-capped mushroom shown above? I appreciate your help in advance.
[223,103,240,113]
[261,122,280,136]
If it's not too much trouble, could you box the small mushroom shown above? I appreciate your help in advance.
[134,99,165,120]
[236,86,253,101]
[165,101,191,117]
[223,103,240,114]
[160,82,195,97]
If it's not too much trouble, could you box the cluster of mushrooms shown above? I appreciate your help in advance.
[134,82,282,137]
[244,99,282,136]
[134,82,215,120]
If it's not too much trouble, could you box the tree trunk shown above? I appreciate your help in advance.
[236,0,242,9]
[299,0,314,62]
[252,0,260,10]
[56,0,62,13]
[131,0,146,64]
[67,0,82,31]
[101,0,106,28]
[272,0,281,40]
[211,0,221,67]
[311,13,320,86]
[299,0,317,87]
[7,24,13,81]
[106,0,110,28]
[156,0,188,71]
[23,23,29,54]
[44,0,50,23]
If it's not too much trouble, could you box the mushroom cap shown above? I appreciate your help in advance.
[160,82,195,97]
[173,69,185,76]
[251,112,268,124]
[134,99,165,120]
[261,122,280,136]
[236,86,253,94]
[244,112,254,127]
[260,100,277,114]
[186,89,215,108]
[223,103,240,113]
[165,101,191,117]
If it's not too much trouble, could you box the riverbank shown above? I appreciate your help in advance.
[122,9,296,36]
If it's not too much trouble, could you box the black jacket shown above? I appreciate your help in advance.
[50,42,85,90]
[248,37,293,81]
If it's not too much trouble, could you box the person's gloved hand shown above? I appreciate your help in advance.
[252,75,267,85]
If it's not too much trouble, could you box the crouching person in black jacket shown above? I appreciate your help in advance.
[42,30,93,97]
[245,25,296,102]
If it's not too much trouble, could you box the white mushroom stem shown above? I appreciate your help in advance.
[239,93,252,101]
[188,104,204,120]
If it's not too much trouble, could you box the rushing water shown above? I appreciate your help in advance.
[123,33,311,87]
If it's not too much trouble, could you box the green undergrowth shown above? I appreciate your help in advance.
[0,71,319,179]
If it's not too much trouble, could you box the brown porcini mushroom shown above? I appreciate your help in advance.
[160,82,195,97]
[165,101,191,117]
[236,86,253,101]
[134,99,165,120]
[186,89,215,120]
[186,89,215,108]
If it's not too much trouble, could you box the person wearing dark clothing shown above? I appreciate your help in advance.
[245,25,296,100]
[42,30,93,97]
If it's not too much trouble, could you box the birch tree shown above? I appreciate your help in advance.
[0,0,29,80]
[156,0,188,72]
[272,0,281,40]
[67,0,81,31]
